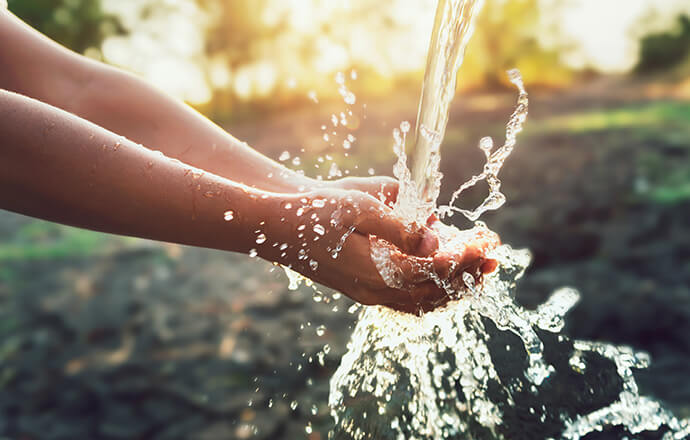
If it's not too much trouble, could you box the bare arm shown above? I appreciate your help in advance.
[0,89,456,312]
[0,9,313,193]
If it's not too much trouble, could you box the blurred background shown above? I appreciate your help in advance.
[1,0,689,438]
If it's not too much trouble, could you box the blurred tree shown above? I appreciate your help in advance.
[635,14,690,73]
[7,0,121,54]
[202,0,573,104]
[468,0,571,89]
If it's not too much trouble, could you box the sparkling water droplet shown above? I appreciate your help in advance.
[309,259,319,271]
[313,225,325,235]
[316,325,326,336]
[279,151,290,161]
[292,157,301,166]
[462,272,475,290]
[248,248,257,258]
[311,199,326,208]
[255,234,267,244]
[400,121,411,133]
[223,210,234,221]
[290,400,298,410]
[343,92,356,105]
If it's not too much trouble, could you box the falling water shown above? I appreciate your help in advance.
[328,0,689,438]
[395,0,486,226]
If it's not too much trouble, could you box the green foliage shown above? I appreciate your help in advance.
[635,15,690,73]
[7,0,120,53]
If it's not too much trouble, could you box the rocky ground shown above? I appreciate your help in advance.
[0,76,688,439]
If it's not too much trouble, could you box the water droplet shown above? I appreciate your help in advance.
[313,225,325,235]
[292,157,301,166]
[305,422,313,434]
[223,210,234,221]
[400,121,411,133]
[256,234,267,244]
[248,248,258,258]
[279,151,290,161]
[311,199,326,208]
[316,325,326,336]
[290,400,298,410]
[343,140,351,150]
[309,259,319,271]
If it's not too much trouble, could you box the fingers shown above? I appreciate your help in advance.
[353,195,437,257]
[331,176,399,206]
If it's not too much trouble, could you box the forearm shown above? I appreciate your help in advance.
[0,89,272,254]
[67,65,315,193]
[0,10,312,193]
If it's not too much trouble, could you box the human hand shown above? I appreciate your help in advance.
[256,187,455,312]
[324,176,399,207]
[370,219,500,312]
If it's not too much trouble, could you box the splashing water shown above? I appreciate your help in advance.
[331,247,689,439]
[328,0,689,438]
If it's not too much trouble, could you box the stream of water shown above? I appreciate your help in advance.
[327,0,690,439]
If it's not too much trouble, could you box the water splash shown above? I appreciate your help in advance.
[439,69,528,221]
[331,246,689,439]
[328,0,689,437]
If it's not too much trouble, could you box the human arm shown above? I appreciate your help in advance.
[0,89,455,311]
[0,9,395,197]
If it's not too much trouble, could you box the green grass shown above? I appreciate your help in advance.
[530,100,690,205]
[533,101,690,136]
[0,221,112,262]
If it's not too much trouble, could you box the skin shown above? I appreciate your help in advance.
[0,9,498,313]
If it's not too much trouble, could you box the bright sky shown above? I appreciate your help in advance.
[551,0,690,72]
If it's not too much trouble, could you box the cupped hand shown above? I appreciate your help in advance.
[259,187,449,312]
[258,187,499,314]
